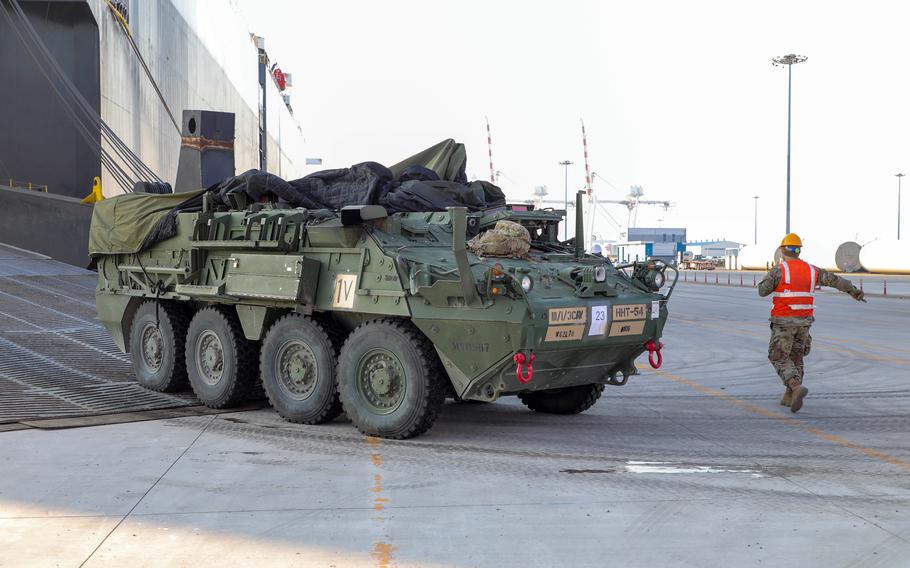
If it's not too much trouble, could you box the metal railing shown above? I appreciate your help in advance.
[3,178,48,192]
[680,270,901,297]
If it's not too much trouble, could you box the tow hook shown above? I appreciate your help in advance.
[605,370,629,386]
[645,340,663,369]
[513,351,535,384]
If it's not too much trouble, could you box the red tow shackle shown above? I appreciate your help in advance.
[645,340,663,369]
[514,351,535,384]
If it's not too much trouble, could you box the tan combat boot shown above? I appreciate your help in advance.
[780,387,792,407]
[787,377,808,413]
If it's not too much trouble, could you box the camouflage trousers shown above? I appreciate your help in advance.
[768,323,812,385]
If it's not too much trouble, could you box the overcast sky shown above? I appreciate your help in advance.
[234,0,909,247]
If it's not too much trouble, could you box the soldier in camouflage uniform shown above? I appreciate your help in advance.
[758,234,865,412]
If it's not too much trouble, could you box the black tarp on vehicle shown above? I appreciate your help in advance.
[232,138,504,212]
[287,162,393,209]
[90,139,506,255]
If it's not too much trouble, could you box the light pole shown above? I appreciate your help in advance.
[772,53,808,233]
[753,195,760,244]
[897,173,905,240]
[559,160,573,240]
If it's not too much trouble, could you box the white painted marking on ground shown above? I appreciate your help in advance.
[625,461,765,477]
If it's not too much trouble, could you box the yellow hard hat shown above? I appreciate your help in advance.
[780,233,802,247]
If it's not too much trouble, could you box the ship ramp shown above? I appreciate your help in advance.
[0,243,211,428]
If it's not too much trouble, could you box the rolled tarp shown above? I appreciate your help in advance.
[835,241,863,272]
[859,240,910,274]
[88,189,205,255]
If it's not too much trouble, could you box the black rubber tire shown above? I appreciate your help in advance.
[128,300,189,392]
[337,319,445,439]
[260,313,343,424]
[517,384,605,415]
[185,306,259,408]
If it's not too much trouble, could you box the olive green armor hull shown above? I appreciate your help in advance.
[93,190,674,437]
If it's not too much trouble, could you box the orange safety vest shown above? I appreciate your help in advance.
[771,259,817,318]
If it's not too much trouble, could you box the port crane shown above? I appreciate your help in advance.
[532,181,672,248]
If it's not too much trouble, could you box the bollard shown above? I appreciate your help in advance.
[740,274,743,286]
[884,279,887,296]
[860,279,863,293]
[753,274,756,286]
[727,273,731,285]
[715,273,719,284]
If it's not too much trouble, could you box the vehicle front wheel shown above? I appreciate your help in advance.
[517,384,605,415]
[337,320,445,439]
[186,306,258,408]
[260,313,342,424]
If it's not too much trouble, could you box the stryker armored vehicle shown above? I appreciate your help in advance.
[92,182,676,439]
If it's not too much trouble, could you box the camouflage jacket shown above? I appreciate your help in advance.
[758,263,858,326]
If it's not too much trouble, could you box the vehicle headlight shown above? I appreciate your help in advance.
[594,266,607,283]
[520,275,533,293]
[645,269,665,291]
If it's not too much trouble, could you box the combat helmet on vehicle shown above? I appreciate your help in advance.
[90,139,676,439]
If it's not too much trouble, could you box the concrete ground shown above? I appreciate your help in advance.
[2,282,909,567]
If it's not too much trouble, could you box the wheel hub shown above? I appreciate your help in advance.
[370,368,391,395]
[358,349,406,414]
[196,330,225,386]
[276,340,318,400]
[140,323,164,371]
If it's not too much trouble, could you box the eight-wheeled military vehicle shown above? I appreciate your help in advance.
[92,188,676,439]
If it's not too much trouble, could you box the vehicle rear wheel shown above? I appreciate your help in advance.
[186,306,258,408]
[337,319,445,439]
[129,300,189,392]
[260,313,342,424]
[517,384,605,415]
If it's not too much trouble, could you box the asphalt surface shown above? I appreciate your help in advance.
[2,280,910,567]
[680,269,910,297]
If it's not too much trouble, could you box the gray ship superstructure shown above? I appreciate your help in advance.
[0,0,304,264]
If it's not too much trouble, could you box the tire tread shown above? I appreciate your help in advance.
[260,313,343,424]
[130,300,189,392]
[187,306,258,408]
[517,384,605,415]
[338,318,445,439]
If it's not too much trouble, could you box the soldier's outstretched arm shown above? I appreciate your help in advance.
[758,266,781,297]
[817,267,866,302]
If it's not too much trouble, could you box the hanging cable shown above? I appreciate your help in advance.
[4,0,165,191]
[9,0,161,183]
[0,2,135,192]
[103,0,181,135]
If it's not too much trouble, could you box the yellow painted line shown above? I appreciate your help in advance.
[366,436,396,567]
[673,317,910,367]
[654,370,910,472]
[371,542,396,568]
